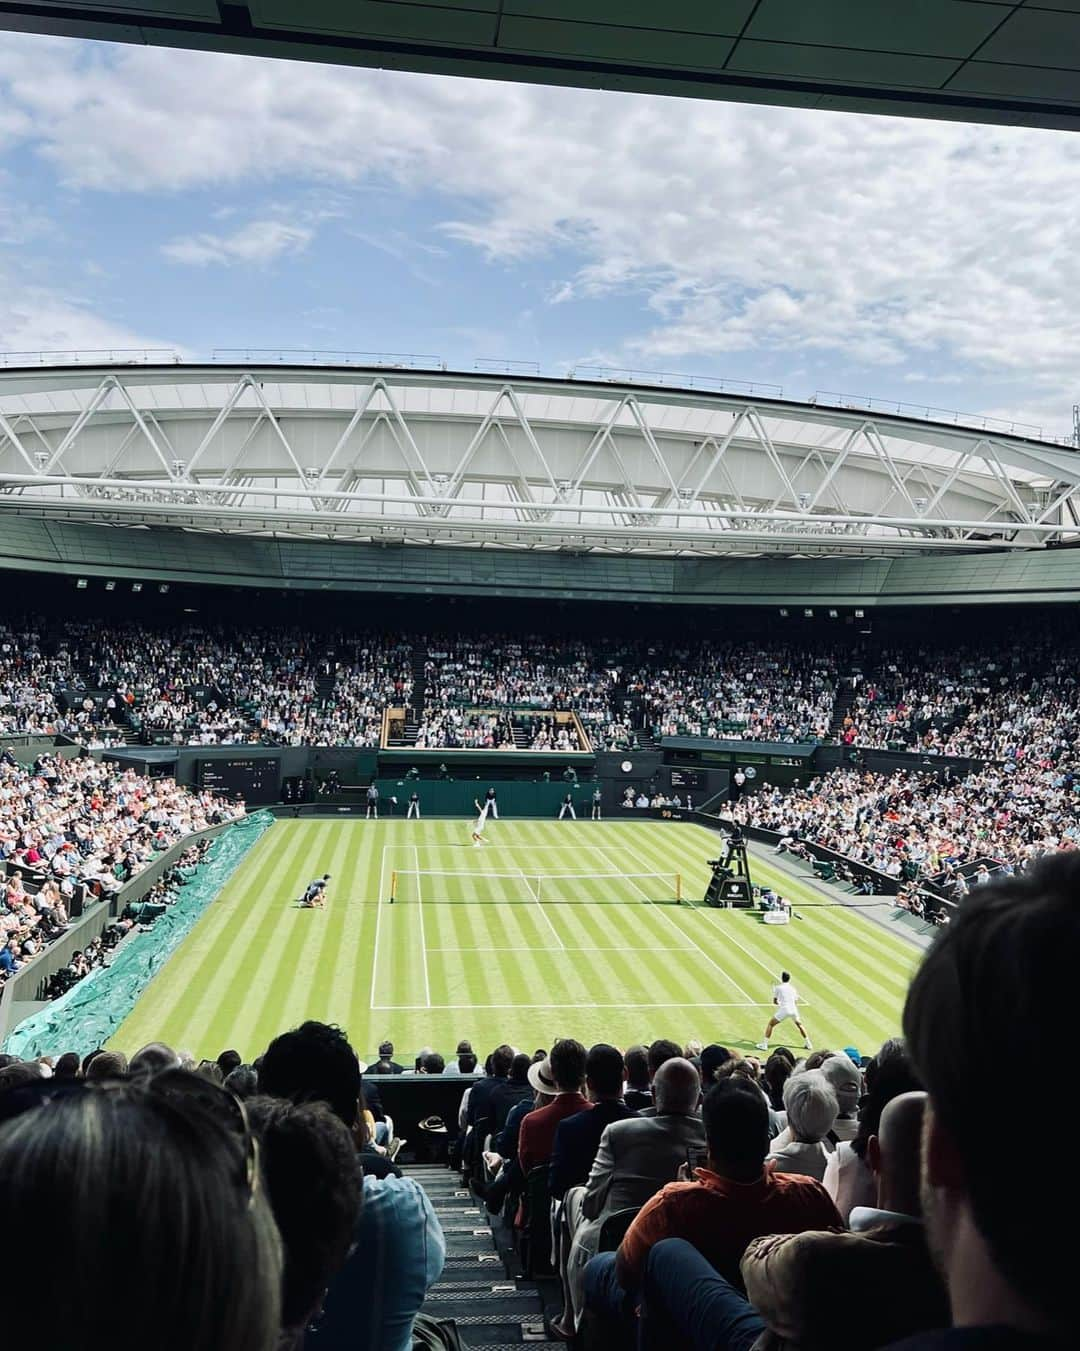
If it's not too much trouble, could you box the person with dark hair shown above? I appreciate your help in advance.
[0,1060,45,1094]
[762,1048,793,1112]
[892,853,1079,1349]
[371,1040,403,1074]
[52,1051,81,1080]
[757,970,811,1051]
[218,1048,242,1078]
[699,1043,734,1089]
[550,1044,636,1200]
[0,1075,282,1351]
[258,1021,443,1351]
[486,1052,534,1137]
[419,1051,445,1075]
[623,1045,652,1110]
[584,1079,840,1340]
[246,1096,362,1347]
[259,1022,362,1128]
[465,1042,515,1137]
[633,1038,684,1116]
[517,1038,589,1176]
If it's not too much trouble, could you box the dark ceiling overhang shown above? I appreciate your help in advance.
[4,2,1080,132]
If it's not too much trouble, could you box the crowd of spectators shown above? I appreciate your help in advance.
[838,641,1080,762]
[0,853,1073,1350]
[0,749,243,988]
[1,620,412,749]
[732,761,1080,882]
[7,614,1080,766]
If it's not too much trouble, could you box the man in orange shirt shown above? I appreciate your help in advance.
[583,1078,840,1345]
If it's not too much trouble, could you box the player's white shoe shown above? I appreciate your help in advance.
[804,1039,813,1050]
[756,1040,768,1050]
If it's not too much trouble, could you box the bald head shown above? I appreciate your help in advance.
[653,1056,701,1115]
[868,1090,926,1217]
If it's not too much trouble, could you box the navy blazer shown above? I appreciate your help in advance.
[549,1100,638,1200]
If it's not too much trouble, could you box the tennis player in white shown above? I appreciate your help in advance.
[757,970,811,1050]
[471,798,489,847]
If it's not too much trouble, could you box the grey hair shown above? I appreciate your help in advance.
[783,1069,839,1143]
[653,1056,702,1115]
[820,1054,862,1117]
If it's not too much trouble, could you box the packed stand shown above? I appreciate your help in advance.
[732,762,1080,883]
[839,640,1080,763]
[622,641,839,743]
[0,749,243,986]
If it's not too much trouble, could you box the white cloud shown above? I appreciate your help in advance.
[0,281,175,358]
[3,35,1080,418]
[161,218,313,266]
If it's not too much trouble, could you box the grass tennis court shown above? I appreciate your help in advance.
[110,818,919,1061]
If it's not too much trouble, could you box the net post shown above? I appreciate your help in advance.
[676,873,682,905]
[389,870,396,905]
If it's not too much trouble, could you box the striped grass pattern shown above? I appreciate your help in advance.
[110,818,919,1062]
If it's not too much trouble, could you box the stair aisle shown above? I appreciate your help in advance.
[406,1165,562,1349]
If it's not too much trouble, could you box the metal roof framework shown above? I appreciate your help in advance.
[0,363,1078,557]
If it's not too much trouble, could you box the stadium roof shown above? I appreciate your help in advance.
[1,361,1078,557]
[6,2,1080,133]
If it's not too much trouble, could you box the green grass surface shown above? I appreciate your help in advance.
[110,818,919,1061]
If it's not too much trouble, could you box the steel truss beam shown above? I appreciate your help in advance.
[0,364,1077,557]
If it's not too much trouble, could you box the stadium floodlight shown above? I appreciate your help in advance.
[778,608,789,617]
[158,584,169,594]
[76,578,87,589]
[914,497,928,511]
[797,492,812,510]
[34,451,49,470]
[132,582,142,593]
[105,580,116,591]
[803,608,814,618]
[171,459,186,477]
[828,608,839,618]
[854,608,865,618]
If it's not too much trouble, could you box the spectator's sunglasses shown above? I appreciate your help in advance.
[0,1068,258,1205]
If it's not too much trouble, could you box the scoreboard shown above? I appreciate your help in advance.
[197,757,280,804]
[670,768,706,789]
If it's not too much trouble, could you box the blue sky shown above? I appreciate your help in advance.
[2,32,1080,437]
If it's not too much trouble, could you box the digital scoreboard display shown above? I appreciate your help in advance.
[670,768,706,789]
[198,757,280,804]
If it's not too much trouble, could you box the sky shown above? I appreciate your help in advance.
[1,31,1080,438]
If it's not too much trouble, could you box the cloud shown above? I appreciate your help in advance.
[0,281,175,358]
[161,218,314,266]
[3,34,1080,417]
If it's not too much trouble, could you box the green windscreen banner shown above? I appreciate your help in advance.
[3,811,274,1061]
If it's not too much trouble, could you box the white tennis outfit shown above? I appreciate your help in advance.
[772,980,800,1023]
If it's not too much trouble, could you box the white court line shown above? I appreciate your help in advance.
[427,945,692,953]
[373,1002,776,1010]
[615,834,813,1001]
[591,841,757,1003]
[414,844,432,1007]
[369,845,387,1009]
[586,843,756,1005]
[518,868,567,951]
